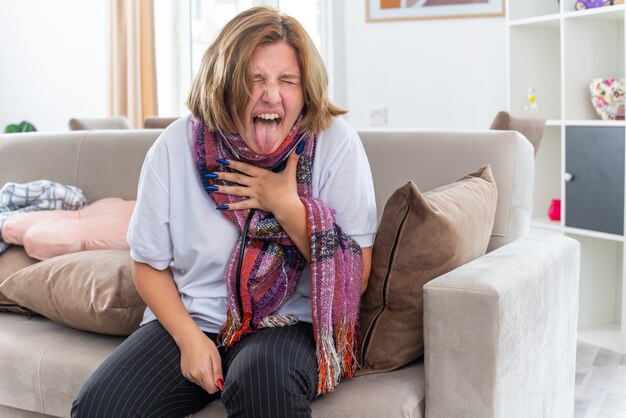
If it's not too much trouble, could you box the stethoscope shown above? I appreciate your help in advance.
[214,126,305,310]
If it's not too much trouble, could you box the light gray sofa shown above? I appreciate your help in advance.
[0,127,580,418]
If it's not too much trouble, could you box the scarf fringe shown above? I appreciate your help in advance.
[335,319,359,380]
[220,309,252,349]
[316,321,358,394]
[257,314,299,328]
[316,331,341,395]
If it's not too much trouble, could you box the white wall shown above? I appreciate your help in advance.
[0,0,107,132]
[333,2,507,130]
[0,1,506,132]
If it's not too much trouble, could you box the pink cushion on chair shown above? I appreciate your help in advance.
[3,198,135,260]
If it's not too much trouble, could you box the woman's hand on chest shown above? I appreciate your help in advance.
[212,149,311,261]
[212,147,303,218]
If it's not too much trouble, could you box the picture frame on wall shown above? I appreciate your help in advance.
[366,0,505,22]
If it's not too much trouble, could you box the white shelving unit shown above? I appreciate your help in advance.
[507,0,626,353]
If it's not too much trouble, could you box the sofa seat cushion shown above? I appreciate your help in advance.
[0,314,425,418]
[0,314,125,417]
[307,361,424,418]
[189,360,425,418]
[0,404,57,418]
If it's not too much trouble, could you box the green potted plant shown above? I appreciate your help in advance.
[4,120,37,133]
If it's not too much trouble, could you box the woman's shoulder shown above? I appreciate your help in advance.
[316,117,360,155]
[313,117,369,179]
[319,116,356,142]
[153,115,193,146]
[146,115,194,157]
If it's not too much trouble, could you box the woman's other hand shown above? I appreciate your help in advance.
[132,261,225,393]
[179,330,224,394]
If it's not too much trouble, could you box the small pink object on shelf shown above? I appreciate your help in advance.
[548,199,561,221]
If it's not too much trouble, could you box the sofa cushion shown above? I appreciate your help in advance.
[0,314,126,417]
[358,166,497,375]
[189,360,426,418]
[0,250,145,336]
[0,315,425,418]
[2,197,135,260]
[0,246,39,314]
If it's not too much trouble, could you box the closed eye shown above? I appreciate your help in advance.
[280,77,300,85]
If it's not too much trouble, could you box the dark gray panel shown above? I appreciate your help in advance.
[565,126,624,235]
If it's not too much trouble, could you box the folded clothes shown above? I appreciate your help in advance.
[0,180,87,254]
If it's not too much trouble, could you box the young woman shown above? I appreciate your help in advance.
[72,6,377,418]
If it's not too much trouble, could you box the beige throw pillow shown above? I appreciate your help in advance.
[358,165,497,375]
[0,246,39,313]
[0,250,145,336]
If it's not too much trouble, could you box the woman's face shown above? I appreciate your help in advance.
[231,41,305,155]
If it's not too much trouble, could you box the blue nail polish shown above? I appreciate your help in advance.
[216,205,229,210]
[216,158,230,166]
[204,185,219,192]
[295,140,306,155]
[203,173,218,179]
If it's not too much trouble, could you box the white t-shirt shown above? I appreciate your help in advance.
[128,115,378,333]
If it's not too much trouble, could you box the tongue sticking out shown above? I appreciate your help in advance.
[253,119,279,154]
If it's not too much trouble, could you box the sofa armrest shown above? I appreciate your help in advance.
[423,232,580,418]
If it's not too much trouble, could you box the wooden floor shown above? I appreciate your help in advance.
[575,340,626,418]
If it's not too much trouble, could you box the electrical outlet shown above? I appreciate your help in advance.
[369,107,387,126]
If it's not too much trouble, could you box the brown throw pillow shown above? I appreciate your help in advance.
[0,246,39,314]
[0,250,146,336]
[358,165,497,375]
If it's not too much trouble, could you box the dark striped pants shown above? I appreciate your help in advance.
[71,320,319,418]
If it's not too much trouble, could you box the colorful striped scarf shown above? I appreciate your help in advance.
[192,117,363,394]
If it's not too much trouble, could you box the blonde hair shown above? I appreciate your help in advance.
[187,6,346,135]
